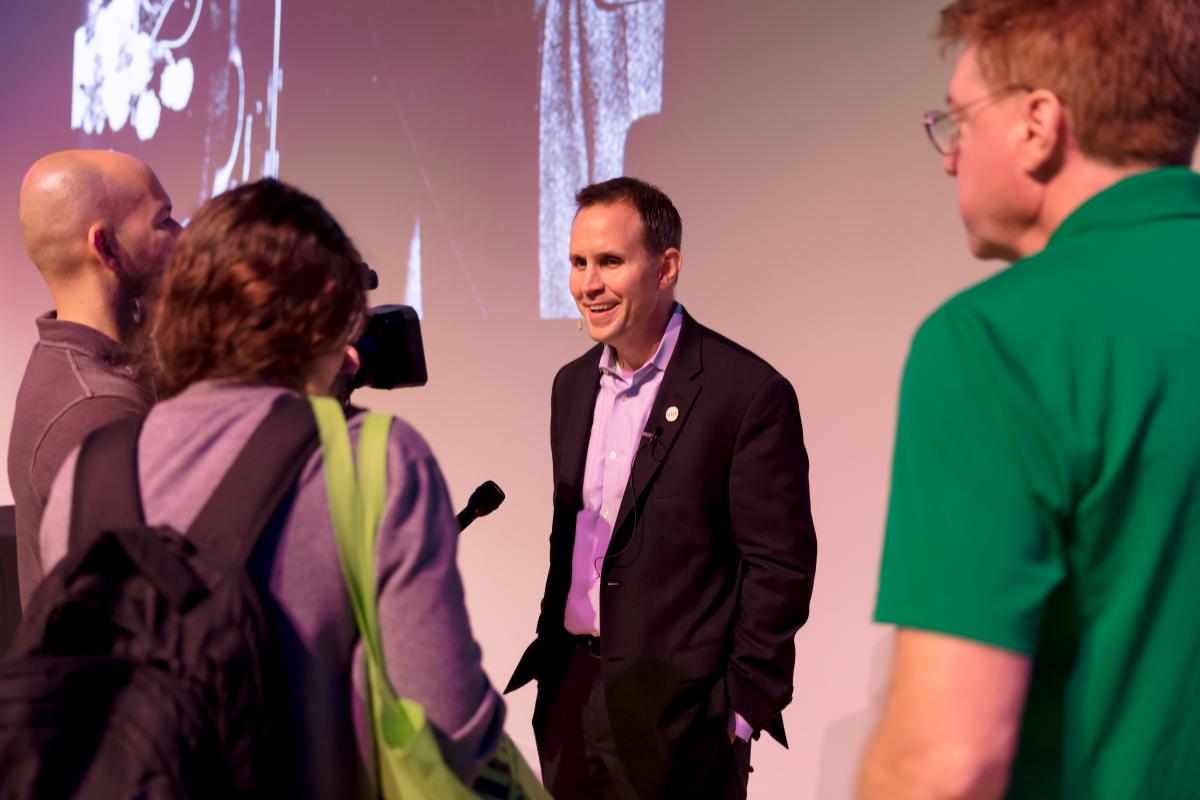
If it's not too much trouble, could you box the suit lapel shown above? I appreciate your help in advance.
[556,348,603,503]
[609,312,704,546]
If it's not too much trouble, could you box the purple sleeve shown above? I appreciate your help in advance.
[371,420,506,783]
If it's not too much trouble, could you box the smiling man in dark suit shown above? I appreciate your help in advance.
[506,177,817,799]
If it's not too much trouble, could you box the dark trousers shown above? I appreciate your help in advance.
[537,639,751,800]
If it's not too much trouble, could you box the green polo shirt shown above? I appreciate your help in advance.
[876,167,1200,799]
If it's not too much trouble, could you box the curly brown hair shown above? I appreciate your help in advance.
[938,0,1200,166]
[154,179,367,396]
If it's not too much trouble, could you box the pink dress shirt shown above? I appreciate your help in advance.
[564,304,683,636]
[561,305,752,742]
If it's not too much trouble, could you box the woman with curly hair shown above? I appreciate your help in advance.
[38,179,505,797]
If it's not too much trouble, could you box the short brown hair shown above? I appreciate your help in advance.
[938,0,1200,165]
[155,179,367,396]
[576,177,682,254]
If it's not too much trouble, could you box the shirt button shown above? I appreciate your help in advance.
[601,509,610,519]
[609,451,617,460]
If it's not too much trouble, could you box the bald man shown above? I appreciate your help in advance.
[7,150,180,608]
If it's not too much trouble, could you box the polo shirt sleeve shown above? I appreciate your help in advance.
[874,305,1068,654]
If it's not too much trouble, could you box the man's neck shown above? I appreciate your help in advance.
[612,345,652,373]
[50,271,127,345]
[612,303,676,371]
[1015,159,1156,259]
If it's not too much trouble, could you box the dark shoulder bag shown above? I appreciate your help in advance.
[0,396,319,799]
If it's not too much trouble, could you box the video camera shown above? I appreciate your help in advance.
[354,265,427,390]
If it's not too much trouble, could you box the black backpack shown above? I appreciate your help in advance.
[0,396,320,799]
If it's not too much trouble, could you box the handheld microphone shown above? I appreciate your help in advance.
[456,480,506,533]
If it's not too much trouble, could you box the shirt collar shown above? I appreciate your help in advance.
[35,311,124,363]
[599,303,684,381]
[1046,167,1200,251]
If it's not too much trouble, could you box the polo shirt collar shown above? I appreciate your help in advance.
[35,311,124,363]
[1048,166,1200,250]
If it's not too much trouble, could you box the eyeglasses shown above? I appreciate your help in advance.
[923,85,1032,156]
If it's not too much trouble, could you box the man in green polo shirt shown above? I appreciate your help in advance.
[858,2,1200,798]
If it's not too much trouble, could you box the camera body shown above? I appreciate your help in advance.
[353,304,427,390]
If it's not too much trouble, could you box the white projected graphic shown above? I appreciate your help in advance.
[72,0,200,141]
[72,0,283,202]
[206,0,283,198]
[537,0,666,319]
[406,217,424,319]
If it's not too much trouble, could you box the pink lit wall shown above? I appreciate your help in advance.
[1,2,1003,797]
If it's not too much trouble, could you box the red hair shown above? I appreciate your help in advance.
[939,0,1200,165]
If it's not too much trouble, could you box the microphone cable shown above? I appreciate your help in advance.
[591,424,664,579]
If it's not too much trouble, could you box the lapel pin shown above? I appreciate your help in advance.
[665,405,680,423]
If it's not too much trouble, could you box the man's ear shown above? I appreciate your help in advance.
[87,223,122,272]
[340,343,362,378]
[658,247,681,289]
[1017,89,1065,178]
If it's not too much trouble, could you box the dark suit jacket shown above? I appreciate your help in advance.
[506,309,817,798]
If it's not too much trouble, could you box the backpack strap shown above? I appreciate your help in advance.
[69,415,148,551]
[185,395,323,567]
